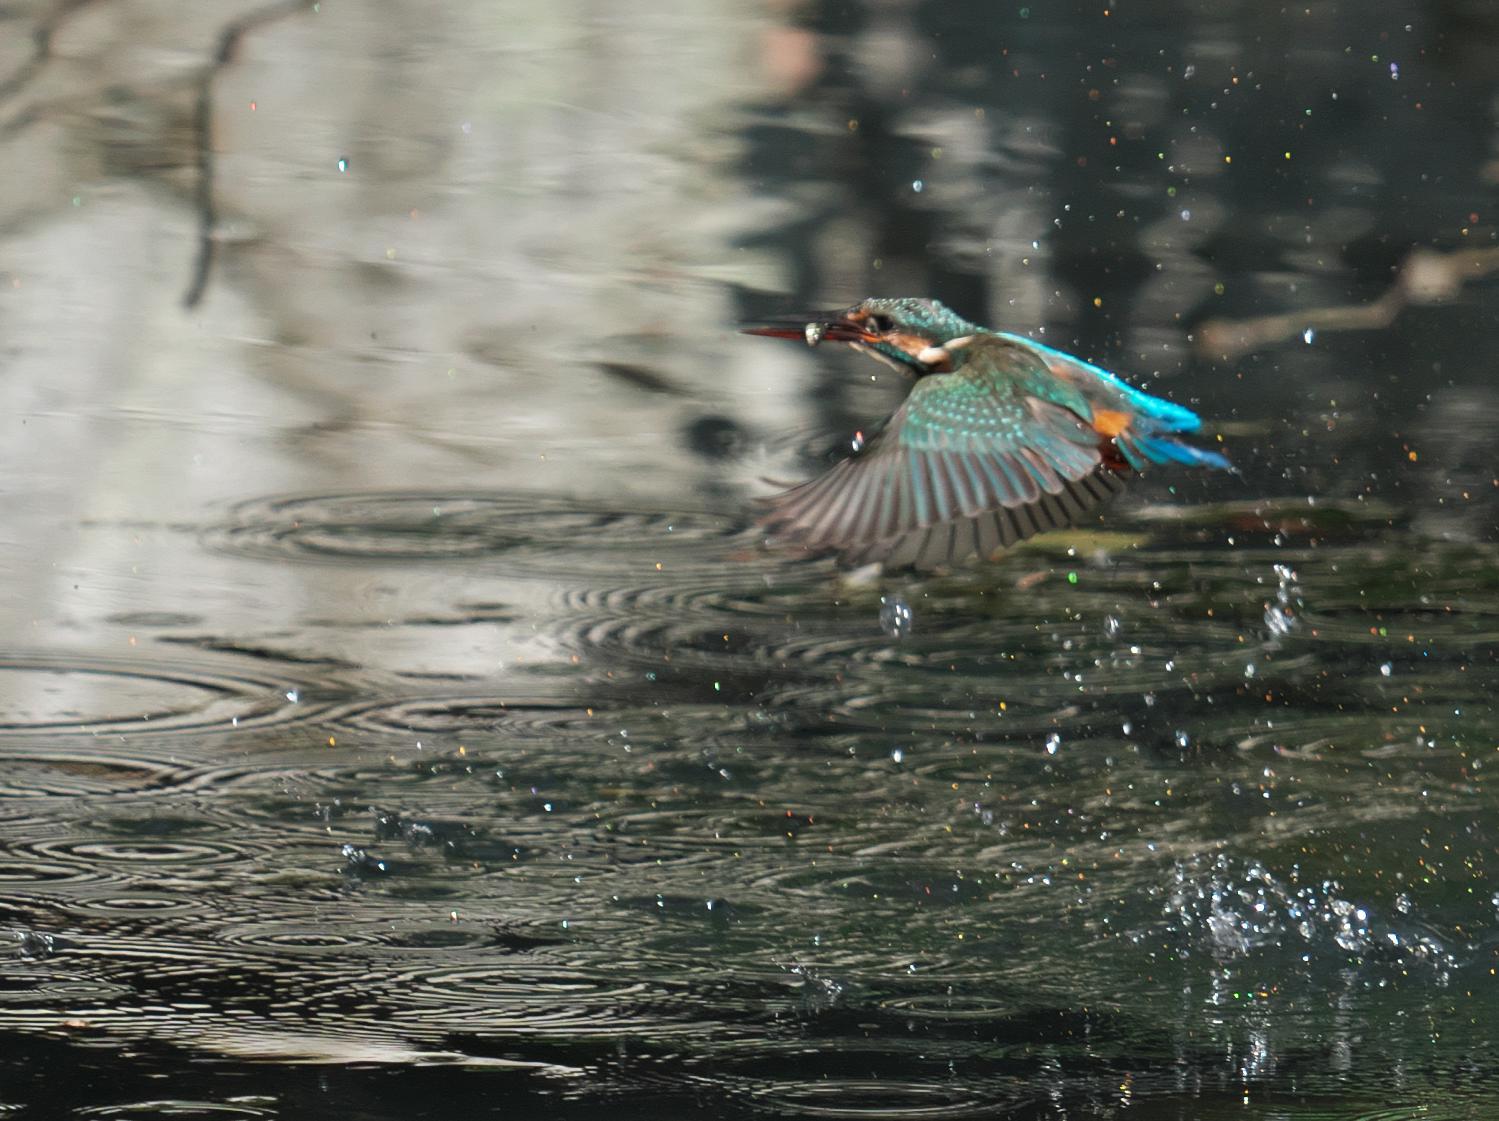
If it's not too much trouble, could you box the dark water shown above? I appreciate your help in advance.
[3,2,1499,1118]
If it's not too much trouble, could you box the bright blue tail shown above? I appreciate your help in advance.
[995,331,1231,472]
[1117,431,1233,472]
[999,332,1205,431]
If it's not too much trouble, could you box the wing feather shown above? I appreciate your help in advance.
[832,467,1123,570]
[759,336,1131,568]
[975,510,1002,558]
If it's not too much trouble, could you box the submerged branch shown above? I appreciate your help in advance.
[0,0,102,103]
[1196,245,1499,360]
[182,0,316,309]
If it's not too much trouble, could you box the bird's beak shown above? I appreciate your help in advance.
[740,312,871,347]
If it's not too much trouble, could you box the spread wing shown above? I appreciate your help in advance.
[759,342,1125,569]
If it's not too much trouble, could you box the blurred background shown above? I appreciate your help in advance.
[1,1,1497,1118]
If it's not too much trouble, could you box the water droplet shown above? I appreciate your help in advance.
[336,157,349,173]
[1264,564,1303,636]
[15,930,55,960]
[1179,208,1191,221]
[1302,327,1315,344]
[1389,61,1399,80]
[912,179,924,193]
[879,596,913,639]
[285,690,299,703]
[1103,615,1121,637]
[1380,662,1393,677]
[890,748,904,764]
[1183,63,1196,79]
[1044,733,1061,756]
[804,322,825,347]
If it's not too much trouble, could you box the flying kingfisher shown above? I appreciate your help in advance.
[742,297,1232,569]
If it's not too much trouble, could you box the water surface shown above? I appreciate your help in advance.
[1,1,1497,1118]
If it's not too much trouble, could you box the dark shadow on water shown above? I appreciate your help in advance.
[0,1014,1487,1119]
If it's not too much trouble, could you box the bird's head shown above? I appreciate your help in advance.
[742,297,981,376]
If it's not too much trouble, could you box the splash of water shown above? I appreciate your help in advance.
[879,596,913,639]
[1262,563,1302,638]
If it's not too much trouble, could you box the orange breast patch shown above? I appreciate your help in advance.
[1091,408,1131,437]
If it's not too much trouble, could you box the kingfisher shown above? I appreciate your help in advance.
[742,297,1232,569]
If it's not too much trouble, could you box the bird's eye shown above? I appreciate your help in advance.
[868,314,895,332]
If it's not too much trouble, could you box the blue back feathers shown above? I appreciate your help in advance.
[859,298,1231,474]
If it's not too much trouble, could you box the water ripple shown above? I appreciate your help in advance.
[0,653,315,740]
[73,1103,278,1120]
[737,1077,1005,1118]
[203,492,747,575]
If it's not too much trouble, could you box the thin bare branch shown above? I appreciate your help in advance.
[1196,245,1499,360]
[182,0,317,309]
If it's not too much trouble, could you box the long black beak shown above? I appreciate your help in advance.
[739,312,871,346]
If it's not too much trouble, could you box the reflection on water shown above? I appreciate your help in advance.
[3,0,1499,1117]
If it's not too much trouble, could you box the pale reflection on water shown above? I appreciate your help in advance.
[2,1,1498,1118]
